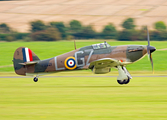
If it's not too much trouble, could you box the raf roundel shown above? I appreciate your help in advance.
[64,57,77,70]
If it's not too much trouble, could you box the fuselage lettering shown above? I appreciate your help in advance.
[75,49,94,67]
[54,57,65,71]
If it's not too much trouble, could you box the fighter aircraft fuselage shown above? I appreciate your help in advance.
[13,44,153,76]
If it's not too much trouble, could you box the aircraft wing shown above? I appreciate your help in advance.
[89,58,118,69]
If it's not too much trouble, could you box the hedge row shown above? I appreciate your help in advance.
[0,18,167,41]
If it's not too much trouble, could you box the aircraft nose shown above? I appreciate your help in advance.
[148,46,156,53]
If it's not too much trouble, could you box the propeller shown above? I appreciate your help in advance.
[146,27,156,73]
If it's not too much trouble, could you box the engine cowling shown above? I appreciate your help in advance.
[93,67,111,74]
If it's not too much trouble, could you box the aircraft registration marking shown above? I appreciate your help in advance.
[75,49,93,67]
[54,57,65,71]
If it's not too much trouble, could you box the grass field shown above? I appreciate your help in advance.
[0,76,167,120]
[0,40,167,72]
[1,41,167,119]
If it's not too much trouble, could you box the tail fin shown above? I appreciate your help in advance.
[13,47,40,75]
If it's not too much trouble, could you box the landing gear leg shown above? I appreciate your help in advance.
[117,66,132,85]
[33,77,38,82]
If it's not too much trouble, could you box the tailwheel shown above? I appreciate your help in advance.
[33,77,38,82]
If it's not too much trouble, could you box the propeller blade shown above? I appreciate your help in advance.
[147,51,150,61]
[147,26,151,62]
[146,26,150,56]
[146,26,155,73]
[150,53,154,73]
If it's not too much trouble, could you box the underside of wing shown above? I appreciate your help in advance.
[89,58,118,69]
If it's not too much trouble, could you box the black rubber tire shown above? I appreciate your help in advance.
[33,77,38,82]
[123,78,130,84]
[117,77,130,85]
[117,80,124,85]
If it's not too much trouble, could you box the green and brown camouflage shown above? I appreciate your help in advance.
[13,26,156,84]
[13,42,156,84]
[13,42,153,76]
[13,47,40,75]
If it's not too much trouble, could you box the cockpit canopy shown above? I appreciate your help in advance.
[92,42,111,49]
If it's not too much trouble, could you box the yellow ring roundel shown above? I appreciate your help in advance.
[64,56,77,70]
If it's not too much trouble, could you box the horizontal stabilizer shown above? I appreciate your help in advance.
[19,61,38,65]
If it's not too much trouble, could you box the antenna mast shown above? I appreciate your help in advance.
[74,40,76,50]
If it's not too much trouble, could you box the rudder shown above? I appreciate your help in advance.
[13,47,40,75]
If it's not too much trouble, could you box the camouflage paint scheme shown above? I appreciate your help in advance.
[13,43,148,76]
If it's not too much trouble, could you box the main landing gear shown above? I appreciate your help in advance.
[33,77,38,82]
[117,76,130,85]
[117,66,132,85]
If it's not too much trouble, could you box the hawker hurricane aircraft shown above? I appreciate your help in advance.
[13,29,156,85]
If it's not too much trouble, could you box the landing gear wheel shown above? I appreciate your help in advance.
[33,77,38,82]
[117,77,130,85]
[123,77,130,84]
[117,80,124,85]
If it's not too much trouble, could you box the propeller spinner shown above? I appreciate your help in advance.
[146,27,156,72]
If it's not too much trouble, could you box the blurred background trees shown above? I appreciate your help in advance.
[30,27,61,41]
[0,23,29,41]
[154,21,166,31]
[1,18,167,41]
[0,23,10,33]
[118,18,136,41]
[30,20,47,32]
[122,18,135,30]
[100,23,117,39]
[49,22,67,39]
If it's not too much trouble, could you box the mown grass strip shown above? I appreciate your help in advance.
[0,76,167,119]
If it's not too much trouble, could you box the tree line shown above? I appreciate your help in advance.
[0,18,167,41]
